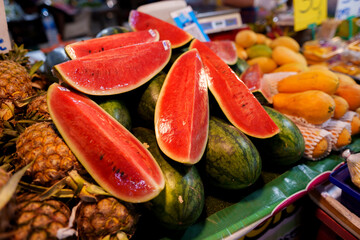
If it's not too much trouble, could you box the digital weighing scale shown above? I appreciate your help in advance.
[194,7,243,34]
[137,1,243,35]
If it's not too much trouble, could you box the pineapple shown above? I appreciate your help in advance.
[12,193,71,240]
[16,122,84,186]
[0,44,34,121]
[76,197,138,240]
[0,167,15,233]
[26,93,50,119]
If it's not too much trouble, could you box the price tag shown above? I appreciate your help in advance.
[335,0,360,20]
[0,0,11,53]
[294,0,328,32]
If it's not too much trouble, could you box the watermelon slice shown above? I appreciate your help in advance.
[129,10,193,49]
[54,40,172,95]
[240,64,273,104]
[155,49,209,164]
[202,40,238,65]
[47,83,165,203]
[65,29,160,59]
[190,39,279,138]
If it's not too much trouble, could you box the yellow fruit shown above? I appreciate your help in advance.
[264,38,273,47]
[308,64,329,71]
[277,69,339,95]
[312,138,330,159]
[273,62,308,73]
[256,33,267,44]
[246,44,272,59]
[270,36,300,52]
[332,95,349,119]
[350,114,360,135]
[272,46,307,66]
[335,72,357,86]
[247,57,277,73]
[357,107,360,115]
[273,90,336,125]
[235,44,248,59]
[335,128,352,149]
[335,84,360,110]
[235,30,257,48]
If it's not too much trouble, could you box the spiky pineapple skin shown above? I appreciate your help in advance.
[16,122,83,186]
[76,197,138,240]
[26,94,50,119]
[13,193,71,240]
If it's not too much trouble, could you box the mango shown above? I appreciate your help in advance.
[273,90,336,125]
[277,69,339,95]
[256,33,267,44]
[235,43,248,59]
[235,30,257,48]
[247,57,277,73]
[246,44,272,59]
[273,62,308,73]
[272,46,307,66]
[270,36,300,52]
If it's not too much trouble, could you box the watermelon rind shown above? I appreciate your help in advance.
[154,49,209,164]
[204,117,262,189]
[250,106,305,167]
[54,41,172,96]
[190,39,279,139]
[129,10,193,49]
[133,127,205,230]
[47,83,165,203]
[65,29,160,59]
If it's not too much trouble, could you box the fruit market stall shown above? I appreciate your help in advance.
[2,1,360,240]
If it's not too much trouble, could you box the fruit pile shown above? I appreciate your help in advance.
[1,10,360,240]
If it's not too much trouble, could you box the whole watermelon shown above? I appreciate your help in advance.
[132,127,204,230]
[204,117,262,189]
[250,106,305,167]
[96,26,130,38]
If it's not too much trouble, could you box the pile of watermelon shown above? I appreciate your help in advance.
[47,10,306,237]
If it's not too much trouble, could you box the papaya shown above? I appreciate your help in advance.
[247,56,277,73]
[308,64,329,71]
[272,62,308,73]
[272,46,307,66]
[332,95,349,119]
[270,36,300,52]
[277,69,339,95]
[335,72,357,86]
[273,90,336,125]
[335,84,360,110]
[235,30,257,48]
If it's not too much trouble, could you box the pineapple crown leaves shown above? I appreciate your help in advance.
[0,43,43,76]
[0,43,30,67]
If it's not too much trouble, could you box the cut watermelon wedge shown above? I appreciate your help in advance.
[47,83,165,203]
[65,29,160,59]
[202,40,238,65]
[240,64,273,104]
[129,10,193,49]
[53,41,172,95]
[190,39,279,138]
[155,49,209,164]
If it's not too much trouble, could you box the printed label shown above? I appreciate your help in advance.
[0,1,11,53]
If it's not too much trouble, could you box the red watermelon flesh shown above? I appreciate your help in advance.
[65,29,160,59]
[190,39,279,138]
[155,49,209,164]
[202,40,238,65]
[241,64,279,104]
[129,10,193,49]
[47,83,165,203]
[54,40,171,95]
